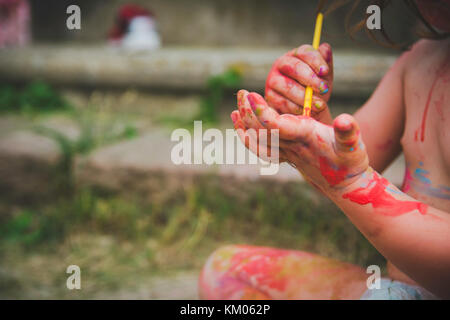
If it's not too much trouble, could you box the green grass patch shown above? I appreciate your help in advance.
[0,81,70,114]
[0,174,385,298]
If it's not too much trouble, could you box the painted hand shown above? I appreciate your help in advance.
[232,90,369,193]
[265,43,333,125]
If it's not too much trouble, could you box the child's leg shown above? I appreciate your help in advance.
[199,245,368,300]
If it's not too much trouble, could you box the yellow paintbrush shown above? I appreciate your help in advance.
[303,12,323,117]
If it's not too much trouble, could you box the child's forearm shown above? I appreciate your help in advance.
[327,167,450,299]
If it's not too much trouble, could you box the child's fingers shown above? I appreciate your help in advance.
[231,110,277,162]
[318,43,333,79]
[333,113,362,153]
[247,92,313,142]
[266,88,300,114]
[231,110,246,130]
[277,55,329,95]
[237,89,265,129]
[292,44,330,77]
[266,73,304,106]
[266,74,328,114]
[232,110,259,157]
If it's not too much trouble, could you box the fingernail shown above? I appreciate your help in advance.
[318,66,327,76]
[314,101,323,110]
[319,81,329,95]
[333,114,354,132]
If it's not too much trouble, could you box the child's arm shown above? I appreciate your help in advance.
[329,169,450,299]
[231,91,450,299]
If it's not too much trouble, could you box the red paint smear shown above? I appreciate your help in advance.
[343,172,428,216]
[228,248,291,291]
[319,156,348,186]
[401,167,413,193]
[416,57,450,142]
[279,64,297,78]
[316,134,325,143]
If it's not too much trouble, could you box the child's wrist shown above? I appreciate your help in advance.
[326,167,374,200]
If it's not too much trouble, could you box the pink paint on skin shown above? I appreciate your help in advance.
[230,112,238,123]
[325,48,332,63]
[279,64,297,78]
[319,156,348,186]
[343,172,428,216]
[401,167,414,193]
[318,66,326,77]
[239,108,246,118]
[228,249,289,292]
[316,134,325,143]
[247,93,266,117]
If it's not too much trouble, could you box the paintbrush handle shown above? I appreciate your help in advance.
[303,12,323,117]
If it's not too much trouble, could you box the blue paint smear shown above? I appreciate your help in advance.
[385,186,402,195]
[414,168,431,184]
[358,141,364,150]
[413,184,450,200]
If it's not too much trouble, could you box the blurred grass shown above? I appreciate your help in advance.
[0,81,70,114]
[0,174,385,299]
[156,67,243,129]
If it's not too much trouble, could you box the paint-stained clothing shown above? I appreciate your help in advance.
[360,278,437,300]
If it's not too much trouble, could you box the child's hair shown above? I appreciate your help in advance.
[318,0,450,50]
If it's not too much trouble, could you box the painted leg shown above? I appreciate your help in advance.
[199,245,368,300]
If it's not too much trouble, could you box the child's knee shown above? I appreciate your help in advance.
[198,244,247,299]
[200,245,240,279]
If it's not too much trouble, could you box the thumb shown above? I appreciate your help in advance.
[333,113,362,153]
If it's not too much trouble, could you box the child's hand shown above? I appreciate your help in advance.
[265,43,333,125]
[232,90,368,193]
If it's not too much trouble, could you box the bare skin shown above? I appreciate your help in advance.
[200,5,450,299]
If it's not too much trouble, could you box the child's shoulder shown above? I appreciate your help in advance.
[401,39,449,69]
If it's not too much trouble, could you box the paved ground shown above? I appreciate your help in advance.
[0,105,406,199]
[92,272,199,300]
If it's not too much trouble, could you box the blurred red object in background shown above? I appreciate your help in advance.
[0,0,30,48]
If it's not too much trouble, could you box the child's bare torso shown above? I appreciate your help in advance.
[388,39,450,284]
[401,39,450,212]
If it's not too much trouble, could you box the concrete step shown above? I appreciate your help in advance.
[0,45,397,96]
[0,116,405,199]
